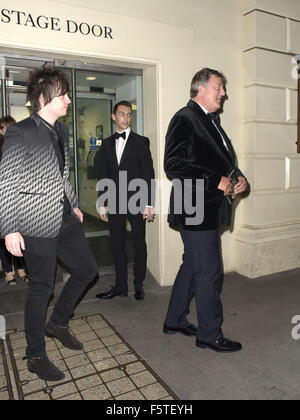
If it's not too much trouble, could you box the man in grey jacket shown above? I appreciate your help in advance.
[0,68,98,381]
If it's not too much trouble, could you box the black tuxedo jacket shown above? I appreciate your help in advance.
[97,131,155,213]
[164,99,244,230]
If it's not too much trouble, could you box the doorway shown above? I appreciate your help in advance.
[0,53,144,269]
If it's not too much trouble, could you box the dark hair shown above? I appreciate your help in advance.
[26,67,70,112]
[190,68,227,98]
[0,115,16,129]
[113,101,132,115]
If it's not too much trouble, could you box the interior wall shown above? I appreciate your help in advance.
[143,65,161,282]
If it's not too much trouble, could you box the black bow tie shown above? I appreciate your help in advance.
[114,132,126,140]
[208,113,219,122]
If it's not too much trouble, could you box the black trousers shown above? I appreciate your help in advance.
[0,239,25,273]
[164,229,224,343]
[23,215,98,358]
[108,213,147,294]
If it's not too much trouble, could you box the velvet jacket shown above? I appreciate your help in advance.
[164,99,244,230]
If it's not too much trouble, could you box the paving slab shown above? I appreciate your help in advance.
[0,313,177,401]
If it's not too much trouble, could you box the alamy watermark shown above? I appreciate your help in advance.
[0,315,6,340]
[291,315,300,340]
[96,172,204,226]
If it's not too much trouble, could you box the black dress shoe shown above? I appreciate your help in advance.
[134,290,145,300]
[25,354,65,382]
[96,290,128,300]
[196,337,242,353]
[163,324,197,336]
[45,321,84,351]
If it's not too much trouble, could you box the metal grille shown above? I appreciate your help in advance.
[1,313,178,401]
[0,337,14,400]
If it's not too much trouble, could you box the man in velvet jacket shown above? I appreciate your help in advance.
[163,68,248,353]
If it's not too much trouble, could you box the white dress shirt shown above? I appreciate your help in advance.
[114,127,153,211]
[115,127,131,165]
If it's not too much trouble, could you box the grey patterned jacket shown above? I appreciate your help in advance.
[0,114,78,238]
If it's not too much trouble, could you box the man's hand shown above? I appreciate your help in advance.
[99,206,108,223]
[143,206,155,222]
[5,232,25,257]
[218,176,232,196]
[234,177,248,195]
[74,207,83,223]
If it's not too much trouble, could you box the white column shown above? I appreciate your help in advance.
[236,1,300,278]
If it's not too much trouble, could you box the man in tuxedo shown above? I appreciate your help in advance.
[96,101,155,301]
[0,68,98,381]
[163,68,248,352]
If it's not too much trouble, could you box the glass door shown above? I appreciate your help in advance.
[74,70,113,236]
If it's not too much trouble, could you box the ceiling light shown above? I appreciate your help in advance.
[86,76,96,81]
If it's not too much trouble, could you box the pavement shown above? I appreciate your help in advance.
[1,266,300,400]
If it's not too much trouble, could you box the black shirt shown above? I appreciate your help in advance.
[36,114,71,215]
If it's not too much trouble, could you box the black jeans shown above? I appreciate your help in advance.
[164,229,224,343]
[23,215,98,358]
